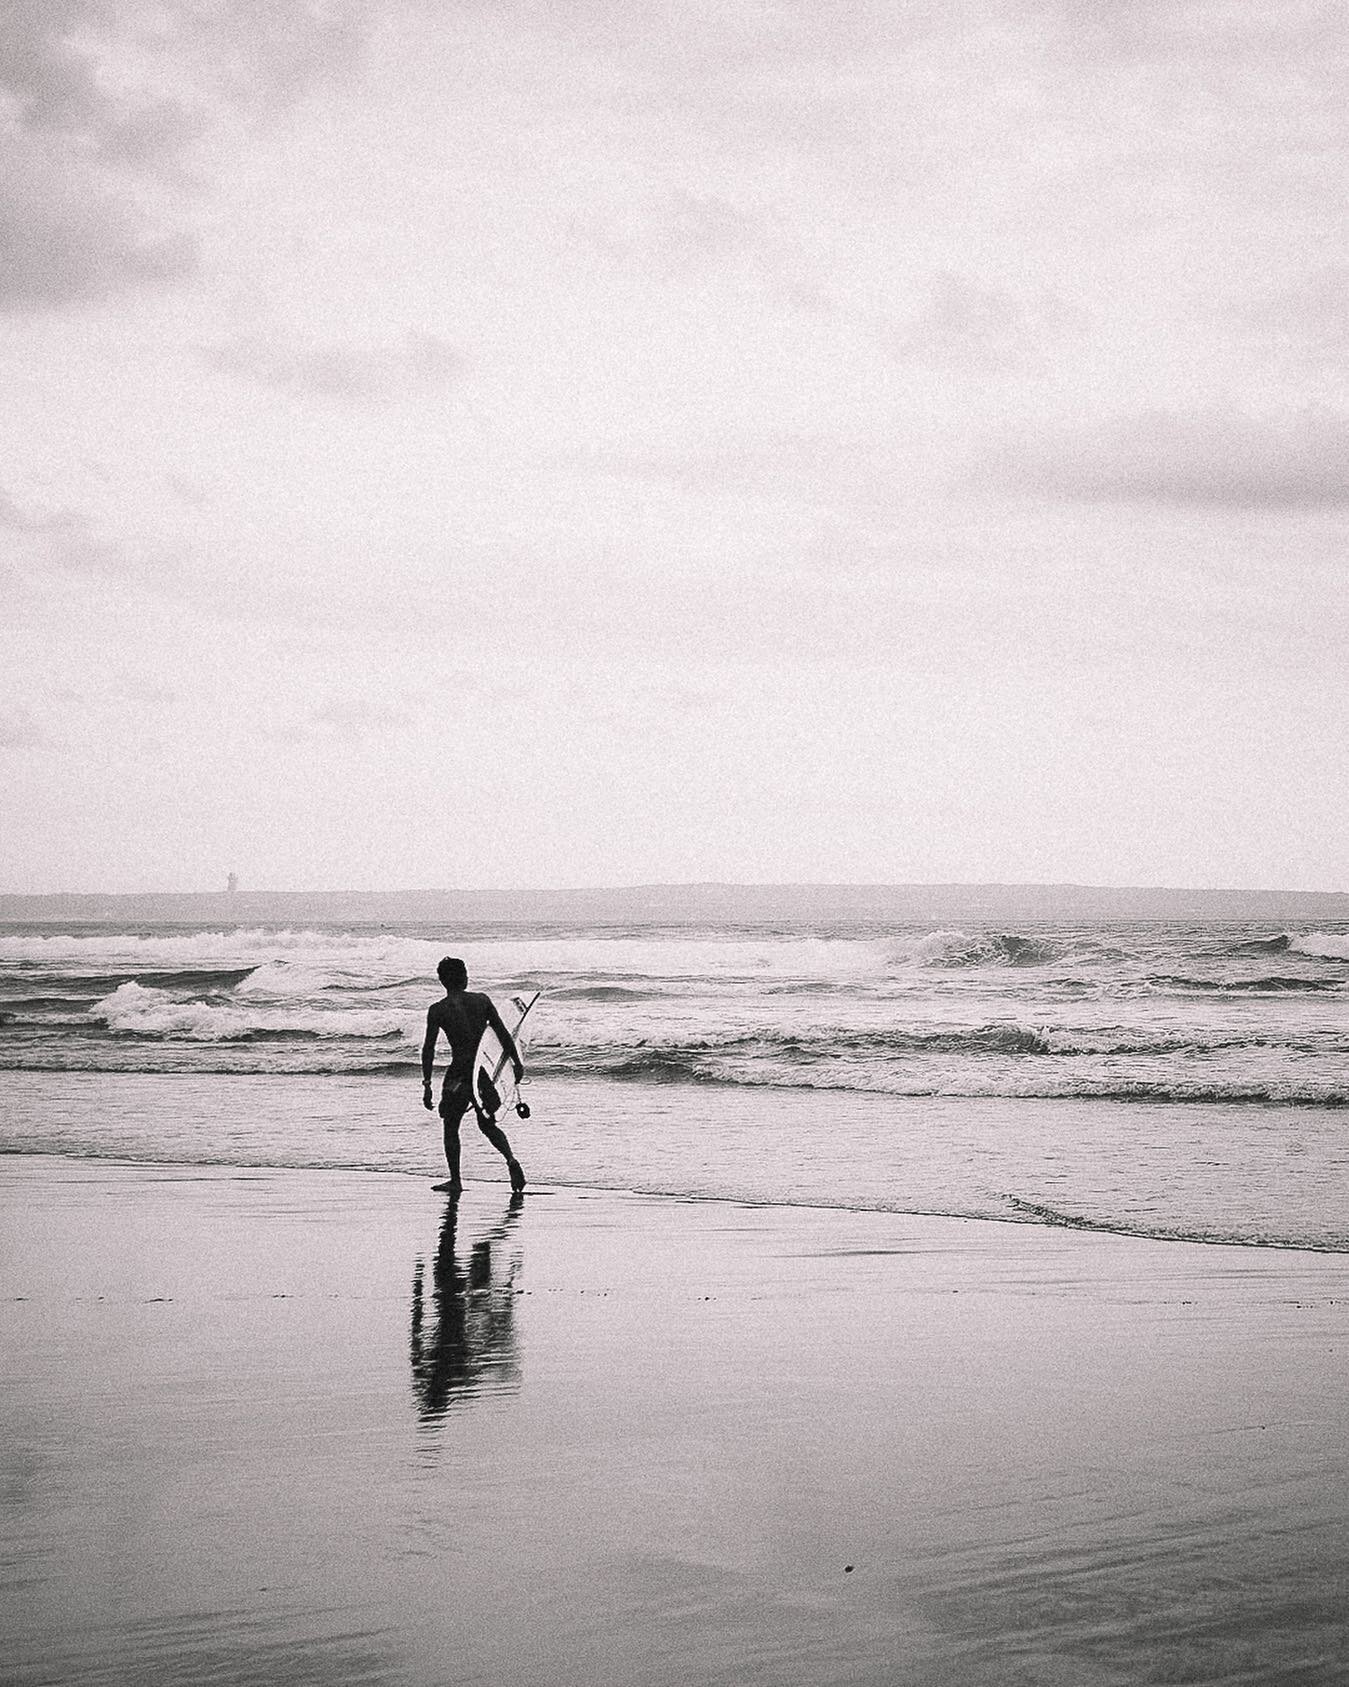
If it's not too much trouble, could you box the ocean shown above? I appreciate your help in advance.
[3,917,1347,1250]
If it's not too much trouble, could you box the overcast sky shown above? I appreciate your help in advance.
[2,0,1346,893]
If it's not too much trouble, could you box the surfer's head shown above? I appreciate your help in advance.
[437,956,468,990]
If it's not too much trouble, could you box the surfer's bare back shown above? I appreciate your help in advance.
[421,956,526,1194]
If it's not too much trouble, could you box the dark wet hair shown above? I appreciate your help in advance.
[437,956,468,989]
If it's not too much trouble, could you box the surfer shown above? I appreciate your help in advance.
[422,957,526,1194]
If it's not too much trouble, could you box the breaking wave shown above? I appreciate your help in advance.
[1147,974,1344,994]
[901,931,1060,968]
[0,930,360,964]
[1214,932,1349,963]
[0,966,259,996]
[0,927,900,982]
[5,919,1348,1103]
[93,981,407,1043]
[528,1044,1349,1105]
[5,923,1344,987]
[1293,931,1349,962]
[1222,934,1292,956]
[534,1024,1056,1072]
[0,994,108,1014]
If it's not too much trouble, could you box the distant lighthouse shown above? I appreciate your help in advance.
[227,872,238,894]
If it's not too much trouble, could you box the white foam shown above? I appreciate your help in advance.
[92,981,409,1042]
[1293,932,1349,962]
[0,927,898,982]
[236,961,362,998]
[893,930,1053,967]
[904,929,979,965]
[0,928,442,972]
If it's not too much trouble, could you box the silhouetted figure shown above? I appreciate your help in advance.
[421,956,526,1193]
[409,1192,524,1419]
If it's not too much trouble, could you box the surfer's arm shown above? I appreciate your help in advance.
[420,1010,439,1103]
[486,1001,525,1080]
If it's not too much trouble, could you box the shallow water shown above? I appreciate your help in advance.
[4,1069,1348,1252]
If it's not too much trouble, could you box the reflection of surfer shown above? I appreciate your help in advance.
[421,956,526,1194]
[409,1192,524,1420]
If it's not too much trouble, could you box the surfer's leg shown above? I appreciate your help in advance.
[441,1119,462,1188]
[475,1113,525,1191]
[475,1114,514,1161]
[439,1085,469,1191]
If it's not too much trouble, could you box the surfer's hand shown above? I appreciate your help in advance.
[422,1082,434,1111]
[513,1061,524,1083]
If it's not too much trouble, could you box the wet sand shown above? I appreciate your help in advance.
[3,1154,1348,1686]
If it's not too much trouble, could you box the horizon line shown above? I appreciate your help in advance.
[3,880,1347,900]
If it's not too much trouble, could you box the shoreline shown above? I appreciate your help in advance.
[4,1153,1349,1685]
[8,1141,1349,1257]
[6,1061,1349,1258]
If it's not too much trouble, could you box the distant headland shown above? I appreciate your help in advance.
[1,884,1346,924]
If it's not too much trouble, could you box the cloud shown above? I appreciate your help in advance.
[0,0,370,313]
[562,433,888,513]
[1249,265,1349,370]
[0,483,73,533]
[0,1,196,309]
[200,331,465,401]
[566,186,833,314]
[162,0,367,107]
[0,703,49,750]
[113,672,178,706]
[574,187,762,272]
[299,692,429,743]
[0,480,160,589]
[0,140,198,310]
[1036,0,1346,69]
[985,405,1349,508]
[163,472,214,508]
[891,273,1081,369]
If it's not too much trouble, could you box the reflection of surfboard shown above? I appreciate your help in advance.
[472,991,539,1123]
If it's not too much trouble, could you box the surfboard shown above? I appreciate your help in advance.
[472,991,539,1124]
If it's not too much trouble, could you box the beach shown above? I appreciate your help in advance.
[5,1152,1348,1687]
[7,0,1349,1665]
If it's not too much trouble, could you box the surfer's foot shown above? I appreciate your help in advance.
[507,1158,526,1193]
[432,1179,463,1195]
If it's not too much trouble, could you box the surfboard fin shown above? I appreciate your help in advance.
[476,1072,503,1121]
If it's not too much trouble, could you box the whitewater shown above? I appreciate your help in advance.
[2,917,1347,1249]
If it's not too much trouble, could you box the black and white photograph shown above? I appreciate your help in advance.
[3,2,1347,1682]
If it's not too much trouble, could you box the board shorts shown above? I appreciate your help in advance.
[439,1070,504,1126]
[438,1073,474,1125]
